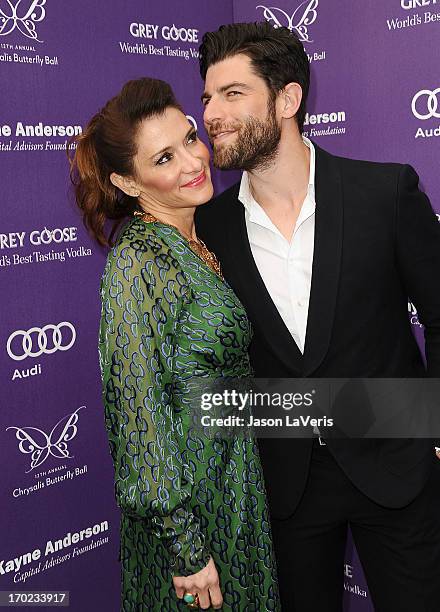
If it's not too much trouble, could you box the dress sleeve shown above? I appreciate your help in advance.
[98,237,211,576]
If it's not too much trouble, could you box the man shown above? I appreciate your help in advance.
[196,22,440,612]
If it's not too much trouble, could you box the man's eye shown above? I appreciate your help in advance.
[228,91,242,97]
[156,153,172,165]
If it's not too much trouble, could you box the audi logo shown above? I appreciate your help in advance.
[6,322,76,361]
[411,88,440,121]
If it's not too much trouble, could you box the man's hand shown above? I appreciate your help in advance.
[173,556,223,610]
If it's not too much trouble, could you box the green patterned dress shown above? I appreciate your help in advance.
[98,216,280,611]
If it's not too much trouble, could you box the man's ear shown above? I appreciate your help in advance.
[280,82,303,120]
[110,172,140,197]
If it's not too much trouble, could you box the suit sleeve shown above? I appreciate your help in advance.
[98,241,211,576]
[395,164,440,376]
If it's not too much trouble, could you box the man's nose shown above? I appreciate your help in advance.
[203,96,225,127]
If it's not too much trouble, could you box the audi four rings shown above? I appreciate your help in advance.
[411,88,440,120]
[7,322,76,361]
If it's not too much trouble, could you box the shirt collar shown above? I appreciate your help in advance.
[238,136,316,214]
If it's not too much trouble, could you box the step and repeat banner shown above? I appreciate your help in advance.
[0,1,438,611]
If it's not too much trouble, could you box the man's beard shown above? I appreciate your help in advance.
[209,98,281,172]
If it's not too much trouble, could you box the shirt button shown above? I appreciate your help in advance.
[297,299,304,307]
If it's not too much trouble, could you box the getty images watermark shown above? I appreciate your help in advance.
[199,388,333,430]
[186,378,440,439]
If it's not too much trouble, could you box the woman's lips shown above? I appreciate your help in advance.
[181,170,207,188]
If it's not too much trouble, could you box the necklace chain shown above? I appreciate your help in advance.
[133,210,223,280]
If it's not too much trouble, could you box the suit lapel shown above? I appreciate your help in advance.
[303,144,343,376]
[223,191,304,376]
[215,143,343,377]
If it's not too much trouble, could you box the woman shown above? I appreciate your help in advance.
[70,78,280,611]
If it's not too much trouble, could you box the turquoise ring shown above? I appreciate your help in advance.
[183,593,196,604]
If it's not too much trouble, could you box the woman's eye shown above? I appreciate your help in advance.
[187,131,198,144]
[156,153,172,165]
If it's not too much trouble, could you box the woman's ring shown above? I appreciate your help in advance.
[184,592,199,608]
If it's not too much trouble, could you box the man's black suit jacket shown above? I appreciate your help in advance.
[196,143,440,519]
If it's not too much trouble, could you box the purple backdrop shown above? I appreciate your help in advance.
[1,1,438,610]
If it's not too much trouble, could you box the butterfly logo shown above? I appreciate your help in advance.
[256,0,319,43]
[6,406,84,473]
[0,0,47,42]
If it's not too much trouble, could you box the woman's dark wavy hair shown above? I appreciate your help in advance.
[69,78,182,247]
[199,22,310,132]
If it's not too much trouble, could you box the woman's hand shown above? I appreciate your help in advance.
[173,556,223,609]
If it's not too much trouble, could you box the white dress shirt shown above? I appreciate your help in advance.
[239,136,316,354]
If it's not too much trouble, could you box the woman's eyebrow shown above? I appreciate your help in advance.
[150,127,195,159]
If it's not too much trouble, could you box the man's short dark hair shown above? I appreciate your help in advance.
[199,22,310,132]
